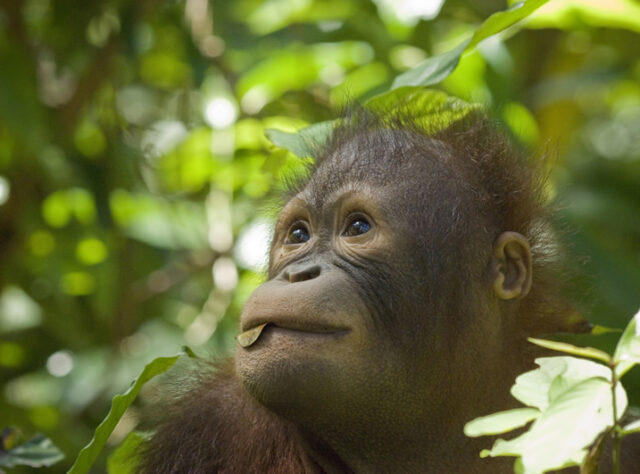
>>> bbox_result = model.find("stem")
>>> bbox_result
[610,363,621,474]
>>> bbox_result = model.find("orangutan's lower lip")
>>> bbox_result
[236,323,268,348]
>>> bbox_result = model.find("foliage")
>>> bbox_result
[0,432,64,469]
[0,0,639,473]
[464,308,640,473]
[68,352,186,474]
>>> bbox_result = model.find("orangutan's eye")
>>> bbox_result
[285,222,310,244]
[343,217,371,237]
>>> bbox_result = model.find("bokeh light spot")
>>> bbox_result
[76,238,108,265]
[213,257,238,292]
[204,97,237,129]
[46,350,74,377]
[234,220,272,271]
[0,175,9,205]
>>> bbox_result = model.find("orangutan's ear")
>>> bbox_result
[491,232,532,300]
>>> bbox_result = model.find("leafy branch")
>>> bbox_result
[464,308,640,474]
[266,0,550,158]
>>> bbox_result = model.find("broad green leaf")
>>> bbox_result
[622,418,640,436]
[68,353,182,474]
[483,376,627,474]
[511,357,611,410]
[0,435,64,468]
[528,338,611,364]
[464,408,539,437]
[106,431,149,474]
[266,120,334,158]
[613,308,640,377]
[392,0,550,89]
[266,88,479,158]
[466,0,550,50]
[391,42,467,89]
[365,87,479,133]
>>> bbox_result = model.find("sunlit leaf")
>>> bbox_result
[613,307,640,378]
[365,87,479,132]
[482,376,627,473]
[528,338,611,364]
[266,88,478,158]
[510,357,611,410]
[0,434,64,468]
[464,408,539,437]
[392,0,550,89]
[68,353,182,474]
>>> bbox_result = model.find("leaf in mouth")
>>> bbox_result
[236,323,268,348]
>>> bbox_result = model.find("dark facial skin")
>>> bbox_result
[235,129,535,472]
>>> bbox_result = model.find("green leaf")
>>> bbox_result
[613,308,640,378]
[106,431,149,474]
[68,353,182,474]
[392,0,550,89]
[528,338,612,364]
[510,357,611,410]
[266,88,479,158]
[364,87,479,133]
[0,435,64,468]
[265,120,334,158]
[464,408,539,437]
[391,42,467,89]
[621,418,640,436]
[466,0,550,50]
[484,376,627,473]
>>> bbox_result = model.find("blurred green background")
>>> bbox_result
[0,0,639,471]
